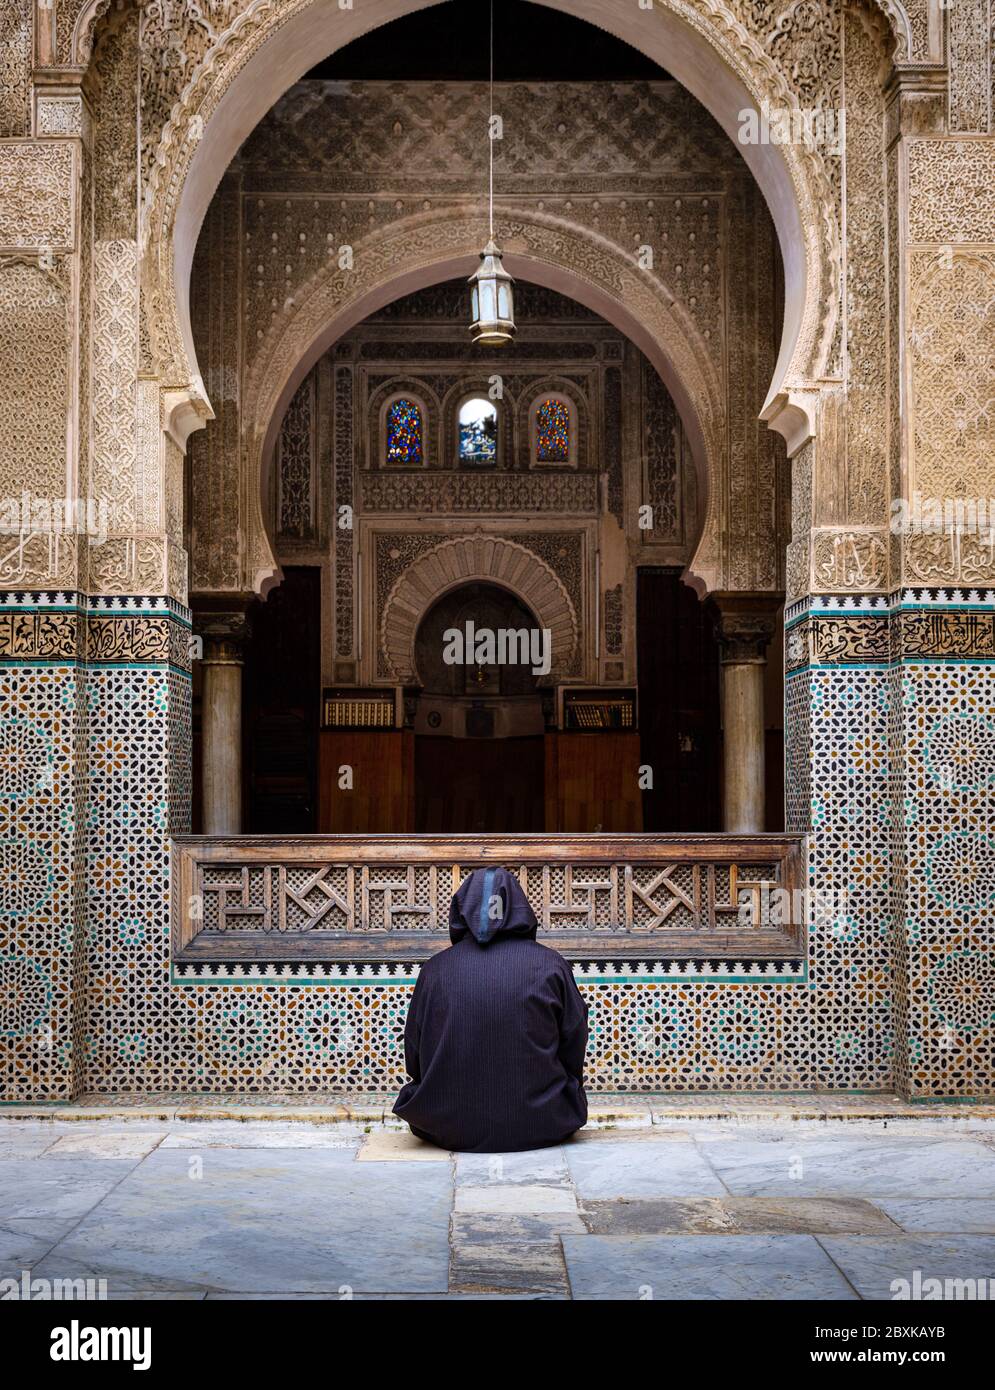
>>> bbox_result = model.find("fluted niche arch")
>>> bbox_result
[380,535,580,684]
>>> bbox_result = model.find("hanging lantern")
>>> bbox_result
[468,238,516,347]
[469,1,515,347]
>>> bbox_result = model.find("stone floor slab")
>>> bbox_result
[452,1211,588,1241]
[874,1200,995,1233]
[0,1220,67,1272]
[161,1122,365,1150]
[106,1290,208,1301]
[43,1131,167,1159]
[574,1127,692,1143]
[580,1196,899,1236]
[0,1124,70,1159]
[205,1291,565,1300]
[566,1139,727,1198]
[32,1147,452,1295]
[818,1235,995,1300]
[455,1183,579,1214]
[455,1148,570,1186]
[451,1239,568,1295]
[0,1158,139,1226]
[562,1233,858,1299]
[357,1130,450,1161]
[703,1138,995,1198]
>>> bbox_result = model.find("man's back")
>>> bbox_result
[393,867,588,1152]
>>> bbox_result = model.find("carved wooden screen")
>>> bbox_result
[173,834,805,963]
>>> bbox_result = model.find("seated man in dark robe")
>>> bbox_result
[393,866,588,1152]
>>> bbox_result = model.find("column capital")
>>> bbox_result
[192,597,252,663]
[883,63,947,138]
[709,593,782,666]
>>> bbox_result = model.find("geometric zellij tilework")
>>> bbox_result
[1,589,992,1100]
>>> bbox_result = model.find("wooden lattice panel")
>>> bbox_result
[173,834,804,961]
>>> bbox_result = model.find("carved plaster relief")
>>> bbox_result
[0,144,77,251]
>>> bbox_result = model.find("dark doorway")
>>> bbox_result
[637,567,721,831]
[243,566,321,832]
[412,581,546,831]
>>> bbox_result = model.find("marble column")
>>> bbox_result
[196,614,249,835]
[712,596,780,833]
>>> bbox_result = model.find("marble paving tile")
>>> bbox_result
[874,1200,995,1233]
[106,1291,208,1301]
[454,1183,579,1214]
[206,1291,565,1300]
[27,1258,209,1297]
[0,1218,70,1272]
[161,1122,366,1150]
[450,1214,571,1294]
[43,1131,167,1159]
[702,1139,995,1198]
[356,1131,450,1161]
[562,1234,859,1300]
[818,1235,995,1300]
[0,1124,67,1158]
[565,1139,727,1199]
[574,1127,692,1143]
[0,1158,139,1225]
[451,1239,568,1295]
[455,1148,570,1186]
[452,1211,588,1240]
[31,1147,452,1296]
[580,1196,899,1236]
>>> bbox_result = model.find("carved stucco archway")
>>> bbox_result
[381,535,579,683]
[121,0,916,452]
[243,206,722,595]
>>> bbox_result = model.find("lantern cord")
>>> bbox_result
[489,0,494,240]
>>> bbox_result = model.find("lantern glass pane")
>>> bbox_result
[478,278,497,321]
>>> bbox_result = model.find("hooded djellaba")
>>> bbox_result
[393,866,589,1152]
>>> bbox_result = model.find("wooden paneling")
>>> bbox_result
[544,731,643,832]
[415,734,545,832]
[318,730,414,832]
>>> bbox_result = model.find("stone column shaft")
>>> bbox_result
[712,596,780,834]
[195,612,250,835]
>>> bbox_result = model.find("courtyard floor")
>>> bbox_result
[3,1095,995,1300]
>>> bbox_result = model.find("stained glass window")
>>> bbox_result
[458,396,498,465]
[535,397,571,463]
[385,397,423,466]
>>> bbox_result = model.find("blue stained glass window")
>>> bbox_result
[459,396,498,465]
[385,397,423,465]
[535,398,570,463]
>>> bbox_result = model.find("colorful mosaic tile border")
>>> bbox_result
[0,589,991,1098]
[171,958,808,985]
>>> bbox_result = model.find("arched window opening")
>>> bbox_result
[458,395,498,466]
[533,396,572,464]
[384,396,424,466]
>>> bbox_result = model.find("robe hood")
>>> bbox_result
[449,866,538,946]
